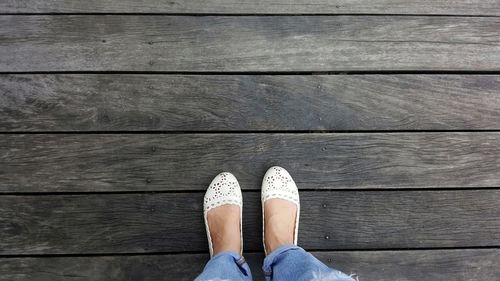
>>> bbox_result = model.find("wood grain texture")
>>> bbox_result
[1,16,499,72]
[1,190,499,254]
[2,0,500,15]
[1,133,499,192]
[2,74,500,131]
[1,249,498,281]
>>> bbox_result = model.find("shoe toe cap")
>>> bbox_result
[262,166,299,204]
[204,172,242,211]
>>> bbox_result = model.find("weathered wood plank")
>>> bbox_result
[2,0,500,15]
[1,249,498,281]
[1,16,499,72]
[1,133,499,192]
[0,191,498,254]
[2,74,500,131]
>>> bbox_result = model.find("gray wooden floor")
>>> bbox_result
[1,1,500,280]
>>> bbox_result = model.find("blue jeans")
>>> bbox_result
[195,245,356,281]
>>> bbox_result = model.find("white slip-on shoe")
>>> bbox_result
[261,166,300,255]
[203,172,243,258]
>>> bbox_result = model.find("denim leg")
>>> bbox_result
[195,251,253,281]
[262,245,356,281]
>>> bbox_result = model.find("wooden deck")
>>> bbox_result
[1,1,499,280]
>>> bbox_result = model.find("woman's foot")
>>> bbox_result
[264,198,297,253]
[207,204,241,255]
[204,172,243,257]
[262,166,300,255]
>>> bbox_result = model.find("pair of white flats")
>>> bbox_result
[204,166,300,257]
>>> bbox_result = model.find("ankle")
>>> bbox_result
[265,234,294,253]
[212,226,240,255]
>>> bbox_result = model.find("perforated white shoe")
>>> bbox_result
[261,166,300,255]
[203,172,243,257]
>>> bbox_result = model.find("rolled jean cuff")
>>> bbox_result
[212,251,244,263]
[212,251,250,275]
[262,244,302,276]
